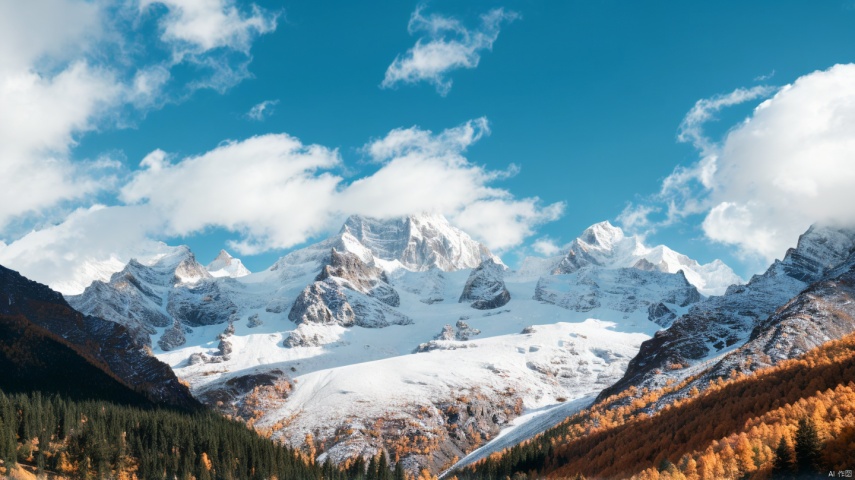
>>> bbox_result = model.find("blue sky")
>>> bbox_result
[3,0,855,290]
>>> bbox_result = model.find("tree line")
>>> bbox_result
[0,388,417,480]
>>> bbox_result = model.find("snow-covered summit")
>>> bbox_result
[534,221,742,296]
[340,214,498,272]
[577,221,625,252]
[269,214,499,278]
[206,250,251,278]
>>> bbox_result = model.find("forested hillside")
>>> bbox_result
[0,390,336,479]
[452,332,855,479]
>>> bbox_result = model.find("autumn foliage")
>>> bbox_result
[455,332,855,479]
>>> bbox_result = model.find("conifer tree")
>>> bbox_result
[378,451,390,480]
[394,460,406,480]
[773,436,794,478]
[794,417,822,475]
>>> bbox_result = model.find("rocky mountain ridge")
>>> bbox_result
[601,224,855,401]
[59,214,742,474]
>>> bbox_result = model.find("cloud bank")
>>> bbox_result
[621,64,855,262]
[1,118,564,290]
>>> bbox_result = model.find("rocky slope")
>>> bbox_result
[459,258,511,310]
[0,264,198,409]
[602,224,855,400]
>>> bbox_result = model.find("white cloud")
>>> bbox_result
[141,0,277,55]
[121,134,343,254]
[700,64,855,259]
[0,0,277,230]
[0,62,124,227]
[347,118,564,251]
[532,238,561,257]
[627,64,855,262]
[616,204,658,232]
[0,0,102,72]
[0,205,166,294]
[754,70,775,82]
[381,6,518,96]
[2,118,564,289]
[117,118,563,255]
[139,0,278,93]
[677,85,775,160]
[246,99,279,120]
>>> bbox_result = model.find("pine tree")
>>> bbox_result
[394,460,406,480]
[794,417,822,476]
[367,454,379,480]
[378,451,390,480]
[773,436,794,477]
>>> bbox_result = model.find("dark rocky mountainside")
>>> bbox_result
[0,264,199,409]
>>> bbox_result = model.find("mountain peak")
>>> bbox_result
[206,249,251,279]
[578,221,625,250]
[547,220,742,296]
[339,213,498,272]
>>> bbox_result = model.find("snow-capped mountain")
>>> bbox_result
[520,221,742,296]
[340,214,499,271]
[206,249,251,278]
[63,214,738,475]
[602,224,855,401]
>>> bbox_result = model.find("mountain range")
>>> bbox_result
[4,212,854,477]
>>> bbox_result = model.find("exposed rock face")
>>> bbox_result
[289,281,356,327]
[649,249,855,409]
[158,320,187,351]
[286,249,411,340]
[340,214,498,271]
[455,320,481,340]
[316,249,400,307]
[313,390,520,477]
[0,264,198,410]
[247,313,263,328]
[68,247,236,348]
[459,259,511,310]
[647,302,677,327]
[414,321,482,352]
[602,224,855,400]
[535,267,700,321]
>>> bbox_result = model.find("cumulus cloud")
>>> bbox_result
[347,118,564,250]
[0,1,119,227]
[624,64,855,262]
[118,118,563,254]
[246,99,279,120]
[532,238,562,257]
[141,0,277,54]
[381,6,518,95]
[0,205,167,294]
[3,117,564,289]
[0,0,276,230]
[122,134,343,254]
